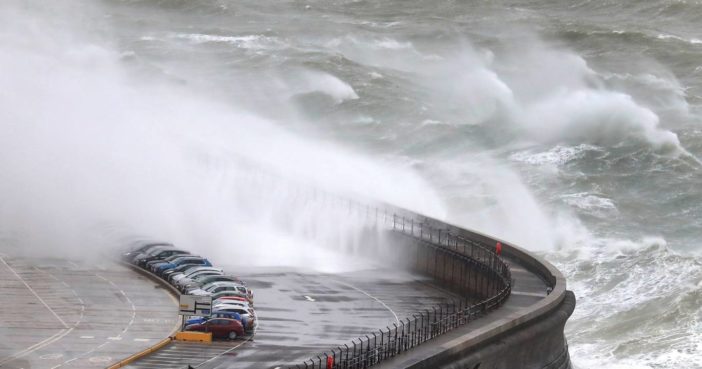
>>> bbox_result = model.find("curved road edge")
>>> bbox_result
[105,262,180,369]
[374,206,574,369]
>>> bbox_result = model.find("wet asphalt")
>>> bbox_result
[0,255,177,369]
[0,256,462,369]
[125,266,460,369]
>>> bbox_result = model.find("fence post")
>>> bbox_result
[431,306,437,337]
[352,340,357,364]
[344,344,349,367]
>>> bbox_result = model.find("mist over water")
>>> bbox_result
[2,0,702,368]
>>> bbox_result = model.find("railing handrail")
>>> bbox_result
[289,199,512,369]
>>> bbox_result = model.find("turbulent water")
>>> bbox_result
[2,0,702,368]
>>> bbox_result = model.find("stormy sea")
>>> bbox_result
[1,1,701,368]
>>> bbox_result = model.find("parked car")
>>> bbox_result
[184,318,244,340]
[160,258,212,279]
[170,267,223,285]
[145,253,191,271]
[183,275,245,293]
[188,281,248,297]
[213,296,250,306]
[136,249,190,268]
[153,256,211,276]
[212,304,257,331]
[204,285,254,304]
[122,241,173,262]
[210,290,253,305]
[185,311,242,326]
[176,270,225,291]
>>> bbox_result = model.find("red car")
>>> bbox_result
[184,318,245,340]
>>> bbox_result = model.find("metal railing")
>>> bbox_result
[289,202,512,369]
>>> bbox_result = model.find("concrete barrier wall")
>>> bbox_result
[374,204,574,369]
[403,292,575,369]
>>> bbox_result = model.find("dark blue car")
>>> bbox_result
[186,312,242,326]
[155,256,211,276]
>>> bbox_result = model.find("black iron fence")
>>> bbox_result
[289,205,512,369]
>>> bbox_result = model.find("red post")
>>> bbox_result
[327,355,334,369]
[496,242,502,256]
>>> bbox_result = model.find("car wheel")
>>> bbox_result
[228,331,237,340]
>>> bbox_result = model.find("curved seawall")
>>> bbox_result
[286,191,575,369]
[373,205,575,369]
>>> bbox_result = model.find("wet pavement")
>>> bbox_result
[0,255,483,369]
[0,255,178,369]
[125,266,460,369]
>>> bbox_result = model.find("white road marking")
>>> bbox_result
[134,338,152,342]
[107,336,122,341]
[334,279,401,325]
[0,257,82,366]
[193,336,252,368]
[304,295,315,302]
[0,327,74,366]
[0,256,69,328]
[39,353,63,360]
[80,336,95,339]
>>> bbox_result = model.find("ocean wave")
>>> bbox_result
[288,69,359,103]
[656,33,702,46]
[522,89,683,150]
[325,35,415,51]
[174,33,284,50]
[510,144,600,166]
[559,192,618,216]
[552,238,702,369]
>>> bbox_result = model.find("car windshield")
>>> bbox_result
[182,266,203,274]
[189,271,220,278]
[201,275,236,283]
[145,246,171,256]
[155,249,183,257]
[164,254,186,262]
[217,308,246,315]
[141,243,173,253]
[178,258,203,264]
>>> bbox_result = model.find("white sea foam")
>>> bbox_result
[288,70,360,103]
[0,1,441,264]
[552,237,702,369]
[374,38,413,50]
[559,192,617,216]
[510,144,599,166]
[657,33,702,45]
[421,119,445,126]
[175,33,283,50]
[352,115,377,125]
[522,89,681,149]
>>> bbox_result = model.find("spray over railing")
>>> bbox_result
[289,200,512,369]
